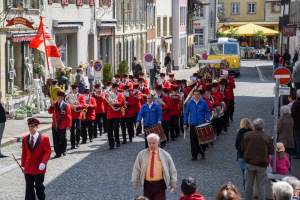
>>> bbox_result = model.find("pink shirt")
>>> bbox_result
[270,154,290,175]
[203,53,208,60]
[287,101,295,110]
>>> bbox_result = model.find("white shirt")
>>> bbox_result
[147,102,153,109]
[29,132,39,146]
[193,98,200,105]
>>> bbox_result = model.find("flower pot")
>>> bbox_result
[27,114,33,117]
[15,116,25,120]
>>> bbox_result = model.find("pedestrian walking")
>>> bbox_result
[293,51,298,64]
[164,52,172,75]
[274,51,281,71]
[87,61,94,91]
[132,57,137,73]
[131,133,177,200]
[179,178,205,200]
[150,58,159,90]
[283,49,291,65]
[265,44,271,60]
[282,177,300,200]
[235,118,254,190]
[135,60,143,79]
[0,90,10,157]
[57,69,69,91]
[272,181,294,200]
[75,68,85,94]
[21,118,51,200]
[291,89,300,159]
[270,142,291,175]
[293,61,300,90]
[244,45,249,59]
[215,182,242,200]
[241,118,274,200]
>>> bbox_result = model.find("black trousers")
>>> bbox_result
[81,120,94,142]
[170,115,180,139]
[229,99,235,118]
[162,120,170,141]
[190,125,206,157]
[103,110,108,133]
[120,117,134,142]
[25,173,45,200]
[144,126,149,148]
[94,113,105,137]
[134,113,142,135]
[52,128,67,156]
[107,118,120,148]
[70,119,81,147]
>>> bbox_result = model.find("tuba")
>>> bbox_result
[65,93,81,112]
[104,90,121,111]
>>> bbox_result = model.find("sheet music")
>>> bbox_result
[158,78,164,85]
[190,76,197,81]
[155,98,163,104]
[111,94,118,100]
[122,92,129,97]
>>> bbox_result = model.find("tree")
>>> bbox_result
[102,63,113,83]
[117,59,129,80]
[216,31,227,38]
[226,27,241,39]
[252,30,267,47]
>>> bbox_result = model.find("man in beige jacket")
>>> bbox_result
[131,133,177,200]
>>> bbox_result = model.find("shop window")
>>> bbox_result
[231,3,239,14]
[272,2,280,12]
[30,0,39,8]
[247,2,256,14]
[194,29,204,46]
[56,35,67,66]
[194,4,204,18]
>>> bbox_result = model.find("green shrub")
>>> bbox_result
[33,63,43,74]
[102,63,113,84]
[117,60,129,80]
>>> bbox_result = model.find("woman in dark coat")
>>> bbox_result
[235,118,254,190]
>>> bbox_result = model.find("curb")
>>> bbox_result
[1,124,52,147]
[256,64,267,82]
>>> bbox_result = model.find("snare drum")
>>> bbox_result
[145,123,167,143]
[195,123,216,144]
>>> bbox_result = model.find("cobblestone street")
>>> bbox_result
[1,61,299,200]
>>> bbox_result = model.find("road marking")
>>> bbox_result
[256,65,267,82]
[274,75,290,78]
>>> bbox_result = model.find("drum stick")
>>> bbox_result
[184,129,186,140]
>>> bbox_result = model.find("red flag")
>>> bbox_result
[29,17,64,70]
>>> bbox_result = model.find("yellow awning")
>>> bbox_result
[223,23,278,36]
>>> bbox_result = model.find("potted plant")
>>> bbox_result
[12,86,22,99]
[24,106,33,117]
[32,107,38,114]
[33,63,43,79]
[102,63,113,84]
[117,60,129,81]
[15,109,26,120]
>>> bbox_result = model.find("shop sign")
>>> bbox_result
[282,25,297,37]
[6,17,34,29]
[194,19,200,27]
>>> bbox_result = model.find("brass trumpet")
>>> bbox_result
[82,107,88,120]
[121,98,127,117]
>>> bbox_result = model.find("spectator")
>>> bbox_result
[67,67,74,86]
[203,49,208,60]
[272,181,293,200]
[251,49,255,59]
[132,196,149,200]
[150,59,159,90]
[274,51,281,71]
[0,90,10,158]
[215,182,242,200]
[293,61,300,90]
[87,61,94,91]
[277,105,295,160]
[255,48,260,59]
[235,118,254,190]
[282,177,300,200]
[75,68,85,94]
[244,45,248,59]
[164,52,172,75]
[284,62,293,74]
[132,57,137,73]
[270,142,291,175]
[57,69,69,91]
[288,91,297,110]
[179,178,205,200]
[49,79,65,101]
[131,133,177,200]
[291,89,300,159]
[293,50,299,64]
[241,118,274,200]
[283,49,291,65]
[265,45,271,60]
[134,60,143,79]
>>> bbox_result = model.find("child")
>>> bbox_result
[270,142,291,175]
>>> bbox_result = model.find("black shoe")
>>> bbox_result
[129,138,132,142]
[136,133,140,136]
[122,141,126,144]
[171,138,175,141]
[100,133,102,136]
[230,117,233,121]
[192,156,197,161]
[224,127,227,132]
[217,131,221,136]
[201,154,206,159]
[117,143,120,147]
[81,141,86,144]
[109,147,114,150]
[94,136,97,138]
[53,155,61,159]
[90,139,93,143]
[63,152,67,156]
[0,154,8,158]
[71,146,75,149]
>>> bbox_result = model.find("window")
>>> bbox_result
[157,18,161,37]
[224,44,238,55]
[231,3,239,14]
[194,4,204,17]
[163,17,167,36]
[218,3,224,15]
[272,2,280,12]
[248,3,256,14]
[194,29,204,46]
[210,44,223,55]
[169,17,172,35]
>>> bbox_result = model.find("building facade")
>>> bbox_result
[146,0,156,59]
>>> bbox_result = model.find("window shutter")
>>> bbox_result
[23,0,29,9]
[6,40,13,94]
[48,0,54,4]
[90,0,94,6]
[23,42,31,91]
[39,0,44,9]
[108,0,111,6]
[99,0,103,6]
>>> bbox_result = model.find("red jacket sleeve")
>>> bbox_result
[127,93,135,107]
[66,104,72,127]
[48,104,54,114]
[162,95,172,111]
[204,97,213,111]
[76,94,86,110]
[211,94,220,106]
[224,88,231,100]
[88,97,97,109]
[114,93,125,107]
[21,137,27,167]
[228,77,236,89]
[41,136,52,164]
[145,88,150,95]
[183,88,188,96]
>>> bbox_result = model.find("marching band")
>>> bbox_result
[48,70,235,157]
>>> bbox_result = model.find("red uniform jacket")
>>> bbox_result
[158,94,172,121]
[71,93,86,119]
[48,102,72,129]
[116,82,125,92]
[21,133,51,175]
[93,92,105,114]
[155,79,171,89]
[179,87,189,97]
[140,87,150,106]
[217,87,231,108]
[212,91,223,103]
[197,81,206,90]
[120,81,133,91]
[82,97,96,121]
[121,93,135,118]
[227,76,236,100]
[133,91,142,113]
[203,97,213,111]
[168,78,177,87]
[144,79,148,88]
[170,94,181,116]
[107,92,125,119]
[210,93,221,107]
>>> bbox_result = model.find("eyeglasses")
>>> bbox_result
[146,98,152,100]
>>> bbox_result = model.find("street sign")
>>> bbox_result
[93,60,103,79]
[273,86,290,95]
[144,53,154,69]
[94,61,102,72]
[273,68,291,85]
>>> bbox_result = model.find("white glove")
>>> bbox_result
[39,163,46,171]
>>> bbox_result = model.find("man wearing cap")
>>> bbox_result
[114,74,125,91]
[155,73,171,89]
[103,81,112,134]
[68,84,86,149]
[21,118,51,200]
[92,84,105,138]
[179,178,205,200]
[218,78,231,132]
[170,87,181,140]
[106,83,125,149]
[48,91,72,158]
[129,75,135,84]
[133,84,143,136]
[183,89,210,160]
[121,86,135,143]
[164,52,172,75]
[139,72,148,88]
[120,74,133,91]
[138,78,150,106]
[81,89,96,143]
[168,73,176,87]
[223,71,236,121]
[87,61,95,91]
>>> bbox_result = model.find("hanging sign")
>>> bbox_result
[144,54,154,69]
[94,61,103,72]
[6,17,34,29]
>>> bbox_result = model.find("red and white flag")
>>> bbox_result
[29,17,64,70]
